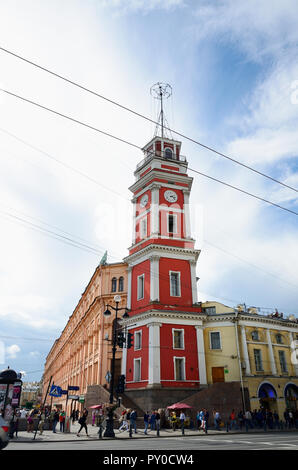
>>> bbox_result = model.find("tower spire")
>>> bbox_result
[150,82,172,140]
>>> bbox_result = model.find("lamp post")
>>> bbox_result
[103,295,129,438]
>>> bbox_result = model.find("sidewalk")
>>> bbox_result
[9,421,298,443]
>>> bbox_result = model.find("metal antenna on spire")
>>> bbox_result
[150,82,172,140]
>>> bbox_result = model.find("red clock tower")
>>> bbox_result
[122,84,207,410]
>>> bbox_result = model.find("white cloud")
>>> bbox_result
[29,351,41,357]
[98,0,185,15]
[6,344,21,359]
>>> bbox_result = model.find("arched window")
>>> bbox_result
[251,330,259,341]
[119,276,124,292]
[164,147,173,159]
[111,277,117,293]
[276,333,283,344]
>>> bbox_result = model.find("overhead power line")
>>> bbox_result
[1,87,297,217]
[0,45,297,193]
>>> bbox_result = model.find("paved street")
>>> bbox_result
[5,430,298,451]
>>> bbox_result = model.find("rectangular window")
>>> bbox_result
[210,332,221,350]
[134,358,141,382]
[140,217,147,239]
[279,350,288,373]
[137,274,144,300]
[168,213,177,234]
[134,331,142,350]
[173,329,184,349]
[170,271,181,297]
[254,349,263,371]
[174,357,185,381]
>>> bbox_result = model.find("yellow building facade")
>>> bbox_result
[201,302,298,418]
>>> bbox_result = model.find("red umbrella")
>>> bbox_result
[89,404,102,409]
[167,402,192,410]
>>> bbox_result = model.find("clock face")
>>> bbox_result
[164,190,178,203]
[140,194,149,207]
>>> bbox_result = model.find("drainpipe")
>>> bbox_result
[234,311,246,413]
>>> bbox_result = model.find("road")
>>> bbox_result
[5,432,298,451]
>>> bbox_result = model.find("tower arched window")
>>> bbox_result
[112,277,117,293]
[164,147,173,159]
[119,276,124,292]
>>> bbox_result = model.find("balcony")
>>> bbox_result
[136,150,187,171]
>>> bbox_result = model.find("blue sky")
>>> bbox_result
[0,0,297,382]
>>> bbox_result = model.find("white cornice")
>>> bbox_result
[124,244,201,266]
[130,169,193,194]
[121,309,206,328]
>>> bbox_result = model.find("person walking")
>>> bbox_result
[229,409,236,431]
[9,410,20,438]
[38,410,45,435]
[196,410,201,430]
[214,410,221,431]
[237,410,244,430]
[144,411,150,435]
[75,409,79,422]
[273,411,280,430]
[52,409,59,433]
[130,409,137,434]
[244,409,253,432]
[150,410,156,431]
[119,410,129,432]
[27,411,34,433]
[71,409,76,424]
[155,410,161,436]
[77,408,89,437]
[59,410,66,432]
[179,411,186,435]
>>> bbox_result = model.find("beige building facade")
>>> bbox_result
[42,261,127,413]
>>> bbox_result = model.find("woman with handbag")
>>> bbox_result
[77,408,89,437]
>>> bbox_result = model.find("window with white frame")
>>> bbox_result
[170,271,181,297]
[167,213,177,234]
[137,274,144,300]
[173,329,184,349]
[134,330,142,350]
[140,217,147,239]
[278,350,288,373]
[210,331,221,350]
[134,358,141,382]
[174,357,185,381]
[254,349,263,371]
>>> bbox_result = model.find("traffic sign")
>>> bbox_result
[68,386,80,391]
[49,385,62,397]
[68,395,79,400]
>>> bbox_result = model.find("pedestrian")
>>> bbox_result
[119,410,129,432]
[38,410,45,435]
[52,409,59,433]
[273,411,280,430]
[144,411,150,435]
[27,412,34,433]
[289,410,294,429]
[237,410,244,430]
[199,409,207,434]
[155,410,161,436]
[229,409,236,431]
[75,409,79,422]
[92,410,96,426]
[244,410,253,432]
[59,410,66,432]
[77,408,89,437]
[179,411,185,435]
[214,410,221,431]
[150,410,156,431]
[196,410,201,430]
[9,410,20,438]
[71,409,76,424]
[130,409,137,434]
[284,409,290,429]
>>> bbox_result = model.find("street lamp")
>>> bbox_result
[103,295,129,438]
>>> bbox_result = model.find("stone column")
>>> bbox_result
[132,197,137,244]
[147,322,161,386]
[121,335,128,376]
[241,326,252,375]
[195,327,207,385]
[150,256,160,302]
[266,329,277,375]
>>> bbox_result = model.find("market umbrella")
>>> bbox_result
[167,402,192,410]
[89,404,102,409]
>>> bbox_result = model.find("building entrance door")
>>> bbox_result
[212,367,225,383]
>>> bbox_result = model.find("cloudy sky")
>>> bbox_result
[0,0,297,382]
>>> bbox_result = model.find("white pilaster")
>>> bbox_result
[241,326,252,375]
[195,327,207,385]
[132,197,137,244]
[151,185,160,236]
[150,256,160,302]
[147,322,161,385]
[121,336,128,376]
[190,260,198,304]
[127,266,132,310]
[267,329,277,375]
[289,332,298,376]
[183,190,191,238]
